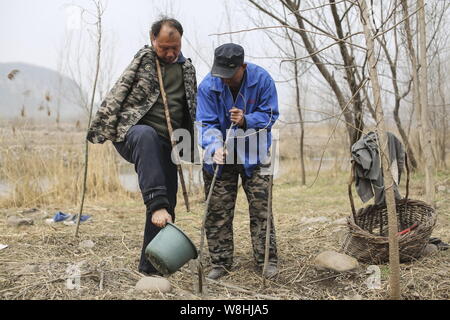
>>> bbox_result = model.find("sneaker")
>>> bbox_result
[207,267,229,280]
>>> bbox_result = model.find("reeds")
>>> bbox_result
[0,120,355,208]
[0,121,137,208]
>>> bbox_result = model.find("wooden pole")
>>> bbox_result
[75,1,103,237]
[197,123,235,294]
[360,0,401,300]
[155,58,190,212]
[262,147,276,287]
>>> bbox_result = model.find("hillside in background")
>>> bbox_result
[0,62,86,121]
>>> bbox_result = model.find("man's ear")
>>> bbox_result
[150,33,156,47]
[242,64,247,70]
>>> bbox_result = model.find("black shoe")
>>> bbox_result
[207,267,229,280]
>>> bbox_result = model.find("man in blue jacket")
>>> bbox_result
[196,43,279,280]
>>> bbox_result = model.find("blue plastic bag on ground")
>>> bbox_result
[52,211,91,223]
[53,212,71,222]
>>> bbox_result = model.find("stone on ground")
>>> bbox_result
[20,208,48,220]
[79,240,95,249]
[6,216,33,227]
[422,244,438,256]
[314,250,359,272]
[135,276,172,293]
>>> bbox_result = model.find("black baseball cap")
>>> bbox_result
[211,43,244,78]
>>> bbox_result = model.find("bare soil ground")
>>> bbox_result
[1,170,448,300]
[0,121,448,300]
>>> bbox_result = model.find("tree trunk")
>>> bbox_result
[393,101,418,170]
[247,0,357,145]
[289,6,355,144]
[330,0,364,142]
[436,55,447,169]
[401,1,424,167]
[294,63,306,185]
[360,0,401,300]
[287,28,306,185]
[378,38,418,171]
[417,0,436,206]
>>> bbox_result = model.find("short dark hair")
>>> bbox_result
[150,17,183,38]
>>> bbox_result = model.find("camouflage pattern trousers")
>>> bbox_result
[203,164,278,269]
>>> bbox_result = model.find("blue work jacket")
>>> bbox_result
[196,63,279,177]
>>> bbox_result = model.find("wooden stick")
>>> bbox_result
[75,1,103,237]
[155,58,190,212]
[197,123,236,294]
[262,147,276,287]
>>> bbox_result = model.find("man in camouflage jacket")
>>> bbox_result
[87,18,197,276]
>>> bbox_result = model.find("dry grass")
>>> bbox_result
[0,120,138,208]
[0,121,449,300]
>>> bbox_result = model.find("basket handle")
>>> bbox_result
[348,161,357,222]
[404,152,410,201]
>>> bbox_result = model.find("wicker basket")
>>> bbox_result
[342,156,437,264]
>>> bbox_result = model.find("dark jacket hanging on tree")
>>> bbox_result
[351,131,405,205]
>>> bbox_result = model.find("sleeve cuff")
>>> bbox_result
[241,117,247,130]
[147,196,170,213]
[243,114,253,129]
[86,131,106,144]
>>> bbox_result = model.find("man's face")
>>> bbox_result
[151,25,182,64]
[221,65,246,90]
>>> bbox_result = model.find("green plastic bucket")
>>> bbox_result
[145,222,198,275]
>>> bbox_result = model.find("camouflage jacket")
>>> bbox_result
[87,45,197,144]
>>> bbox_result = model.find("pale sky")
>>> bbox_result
[1,0,448,128]
[0,0,276,82]
[0,0,340,123]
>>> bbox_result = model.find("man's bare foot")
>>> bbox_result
[151,208,172,228]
